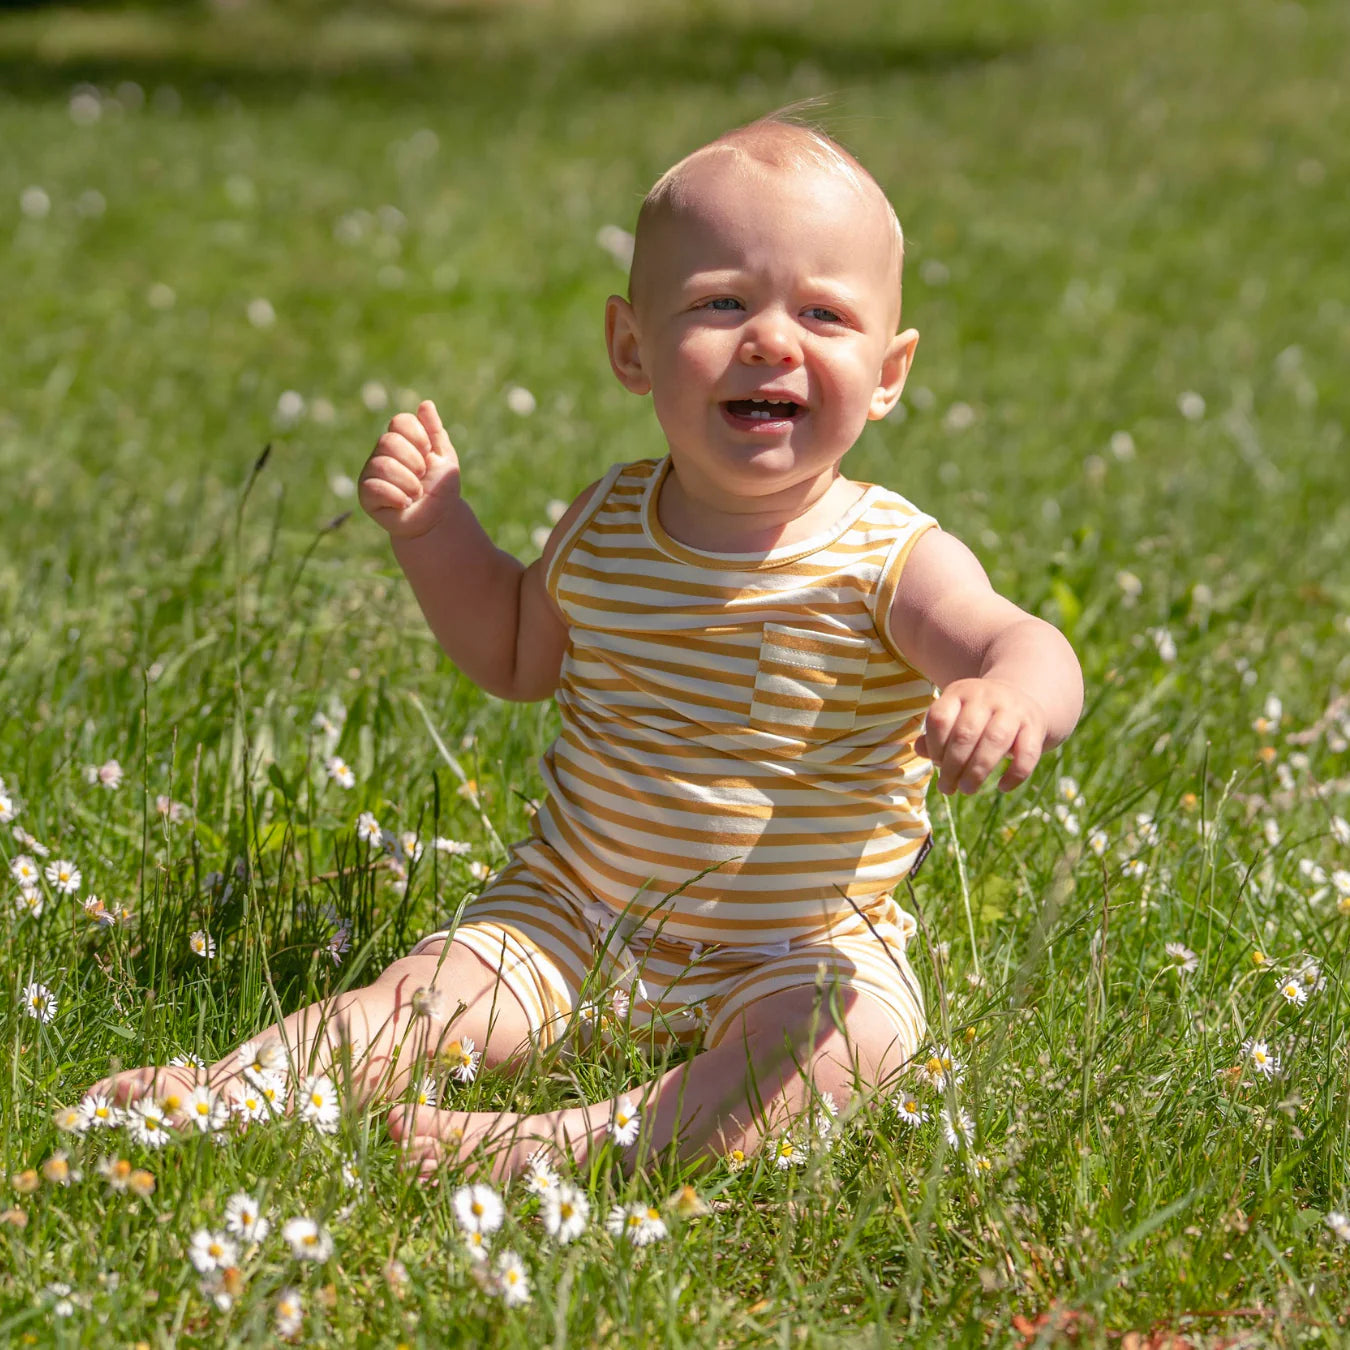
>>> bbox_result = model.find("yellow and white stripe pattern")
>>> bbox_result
[415,456,940,1057]
[535,455,938,947]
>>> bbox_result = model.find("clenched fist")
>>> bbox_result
[358,400,462,539]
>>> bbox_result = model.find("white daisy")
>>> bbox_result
[1134,813,1160,847]
[45,859,82,894]
[608,1095,641,1148]
[916,1045,963,1091]
[1087,828,1109,857]
[325,757,355,789]
[52,1104,87,1134]
[494,1250,531,1306]
[183,1085,229,1133]
[893,1094,928,1127]
[225,1084,264,1125]
[21,981,56,1023]
[941,1106,976,1149]
[95,759,124,790]
[126,1097,171,1147]
[522,1150,558,1196]
[462,1229,490,1263]
[274,1286,303,1336]
[773,1135,807,1169]
[299,1074,340,1134]
[189,1229,239,1274]
[468,860,491,882]
[238,1038,287,1080]
[355,812,381,847]
[1165,942,1199,973]
[1241,1038,1281,1078]
[78,1093,122,1130]
[281,1216,333,1262]
[1331,816,1350,847]
[1325,1211,1350,1243]
[15,885,43,918]
[443,1037,480,1083]
[189,930,216,959]
[224,1191,271,1242]
[433,836,472,855]
[606,1201,667,1246]
[251,1070,287,1116]
[541,1182,589,1244]
[15,827,49,858]
[453,1183,504,1235]
[9,854,39,887]
[0,790,14,823]
[1278,978,1308,1006]
[410,1075,439,1109]
[1295,959,1325,994]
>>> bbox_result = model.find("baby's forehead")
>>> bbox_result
[633,154,901,297]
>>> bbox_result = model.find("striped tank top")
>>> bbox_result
[529,456,938,948]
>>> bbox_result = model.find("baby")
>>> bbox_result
[98,115,1082,1175]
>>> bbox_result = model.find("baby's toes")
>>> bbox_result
[94,1066,161,1106]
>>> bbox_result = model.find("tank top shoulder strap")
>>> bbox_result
[544,459,658,604]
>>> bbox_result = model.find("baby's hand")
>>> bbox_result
[915,677,1049,795]
[358,400,462,539]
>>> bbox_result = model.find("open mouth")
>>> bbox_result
[723,398,804,422]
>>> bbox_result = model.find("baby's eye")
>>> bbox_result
[704,297,743,312]
[804,305,844,323]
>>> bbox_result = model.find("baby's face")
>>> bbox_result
[609,158,914,506]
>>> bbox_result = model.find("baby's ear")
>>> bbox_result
[869,328,919,420]
[605,296,651,395]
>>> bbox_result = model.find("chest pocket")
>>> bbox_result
[748,623,870,748]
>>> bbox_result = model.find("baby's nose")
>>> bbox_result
[739,314,801,366]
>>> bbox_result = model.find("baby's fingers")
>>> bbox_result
[359,455,423,505]
[416,400,456,460]
[952,713,1022,795]
[997,725,1046,792]
[374,427,429,477]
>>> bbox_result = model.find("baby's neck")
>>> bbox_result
[656,462,867,554]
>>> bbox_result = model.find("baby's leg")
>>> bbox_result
[390,983,911,1179]
[90,940,532,1111]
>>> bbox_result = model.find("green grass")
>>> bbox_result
[2,0,1349,1343]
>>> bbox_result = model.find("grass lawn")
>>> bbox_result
[1,0,1349,1343]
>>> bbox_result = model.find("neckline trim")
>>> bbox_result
[639,458,880,571]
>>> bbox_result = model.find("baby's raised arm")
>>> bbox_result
[888,529,1084,796]
[358,401,594,701]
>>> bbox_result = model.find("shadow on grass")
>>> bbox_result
[0,7,1018,111]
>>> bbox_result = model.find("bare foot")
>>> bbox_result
[386,1102,591,1182]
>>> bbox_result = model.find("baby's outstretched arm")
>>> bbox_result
[358,400,593,701]
[890,529,1084,795]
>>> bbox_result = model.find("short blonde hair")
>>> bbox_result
[629,113,905,313]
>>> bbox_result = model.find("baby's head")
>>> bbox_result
[606,116,918,501]
[628,117,906,328]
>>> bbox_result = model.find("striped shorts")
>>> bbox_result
[411,842,927,1060]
